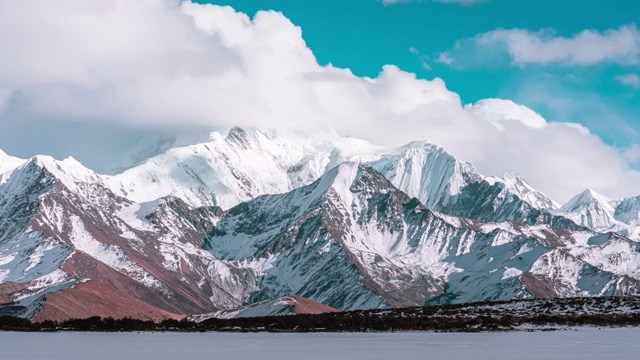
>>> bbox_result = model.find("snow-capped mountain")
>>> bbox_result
[557,189,618,229]
[496,171,559,210]
[205,163,640,310]
[1,127,640,321]
[99,128,561,218]
[554,189,640,241]
[0,156,262,321]
[105,127,383,209]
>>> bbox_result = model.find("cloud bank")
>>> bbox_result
[0,0,638,203]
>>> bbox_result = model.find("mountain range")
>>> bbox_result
[1,127,640,322]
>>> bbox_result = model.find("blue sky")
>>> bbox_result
[201,0,640,149]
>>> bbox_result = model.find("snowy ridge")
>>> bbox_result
[498,171,559,210]
[369,142,481,209]
[206,163,640,310]
[557,189,617,228]
[554,189,640,241]
[0,157,264,320]
[2,127,640,320]
[104,127,384,209]
[0,149,24,177]
[1,127,565,219]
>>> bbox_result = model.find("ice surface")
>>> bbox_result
[0,328,639,360]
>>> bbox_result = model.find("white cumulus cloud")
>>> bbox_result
[0,0,638,203]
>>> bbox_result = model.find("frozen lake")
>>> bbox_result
[1,328,639,359]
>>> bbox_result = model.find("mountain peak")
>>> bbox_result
[502,170,524,183]
[499,171,559,210]
[556,188,618,230]
[0,148,25,175]
[369,141,481,209]
[21,155,102,192]
[563,188,613,210]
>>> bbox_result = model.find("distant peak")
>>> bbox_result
[502,171,524,183]
[496,170,559,210]
[501,171,533,190]
[30,154,87,171]
[578,188,609,201]
[30,154,57,168]
[397,141,447,156]
[20,154,100,192]
[560,188,614,213]
[0,148,23,161]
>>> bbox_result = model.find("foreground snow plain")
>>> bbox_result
[1,328,639,360]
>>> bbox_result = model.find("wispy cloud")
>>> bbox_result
[439,25,640,67]
[408,47,432,70]
[616,73,640,88]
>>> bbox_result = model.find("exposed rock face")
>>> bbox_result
[189,296,340,321]
[205,163,640,310]
[2,128,640,321]
[0,157,259,320]
[31,281,182,323]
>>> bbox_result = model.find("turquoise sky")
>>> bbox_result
[198,0,640,149]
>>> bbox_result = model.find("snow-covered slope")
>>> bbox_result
[368,142,481,209]
[615,196,640,226]
[105,127,383,209]
[496,172,559,210]
[554,189,640,241]
[367,143,563,226]
[0,149,25,176]
[557,189,618,229]
[103,128,564,227]
[0,156,262,320]
[2,127,640,320]
[205,163,640,310]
